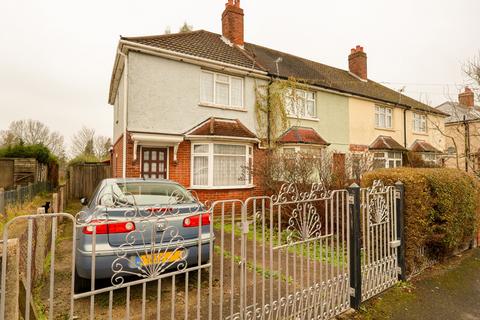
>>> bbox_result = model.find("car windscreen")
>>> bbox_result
[98,182,197,206]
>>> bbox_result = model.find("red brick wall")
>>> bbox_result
[111,133,266,202]
[111,133,141,178]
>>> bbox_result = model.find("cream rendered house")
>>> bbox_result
[436,87,480,172]
[108,0,447,201]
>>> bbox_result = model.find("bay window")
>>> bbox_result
[413,113,427,133]
[192,143,253,188]
[373,151,402,169]
[200,71,244,108]
[375,106,393,129]
[286,89,316,118]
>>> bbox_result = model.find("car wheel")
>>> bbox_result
[74,269,91,294]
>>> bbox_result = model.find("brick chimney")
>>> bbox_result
[458,87,474,108]
[348,45,367,80]
[222,0,244,46]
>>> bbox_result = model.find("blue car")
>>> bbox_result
[75,178,212,293]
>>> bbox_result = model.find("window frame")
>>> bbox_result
[413,113,427,133]
[375,106,393,129]
[200,71,244,109]
[190,142,254,189]
[285,88,317,119]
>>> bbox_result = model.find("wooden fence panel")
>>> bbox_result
[68,163,111,199]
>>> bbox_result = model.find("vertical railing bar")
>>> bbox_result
[89,225,97,320]
[126,285,130,320]
[0,225,9,320]
[229,204,235,319]
[156,279,162,320]
[185,271,189,320]
[48,216,58,320]
[253,199,258,314]
[208,208,213,320]
[70,222,77,320]
[219,203,225,320]
[108,291,113,320]
[196,207,202,320]
[25,218,34,320]
[171,275,176,320]
[141,282,146,320]
[240,202,245,320]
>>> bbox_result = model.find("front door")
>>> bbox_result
[141,147,168,179]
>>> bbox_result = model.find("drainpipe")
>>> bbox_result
[118,49,128,178]
[403,109,407,148]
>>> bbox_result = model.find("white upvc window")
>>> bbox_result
[286,89,316,118]
[282,146,322,157]
[200,71,244,108]
[192,143,253,188]
[373,151,402,169]
[413,113,427,133]
[375,106,393,129]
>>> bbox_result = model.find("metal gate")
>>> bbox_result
[359,181,401,301]
[0,180,404,320]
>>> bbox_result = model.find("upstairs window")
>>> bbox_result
[286,89,316,118]
[413,113,427,133]
[200,71,244,108]
[375,106,393,129]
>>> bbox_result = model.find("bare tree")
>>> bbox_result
[0,119,65,158]
[71,127,111,160]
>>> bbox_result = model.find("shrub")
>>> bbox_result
[0,144,57,165]
[362,167,480,274]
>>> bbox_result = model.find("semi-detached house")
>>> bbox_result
[108,0,447,202]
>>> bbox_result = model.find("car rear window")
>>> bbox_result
[98,182,197,206]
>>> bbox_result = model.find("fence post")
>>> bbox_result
[348,183,362,309]
[0,188,5,219]
[16,185,21,204]
[28,182,33,202]
[395,181,406,281]
[52,193,59,213]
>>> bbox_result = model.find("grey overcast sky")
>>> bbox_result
[1,0,479,148]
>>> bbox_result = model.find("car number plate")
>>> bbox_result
[135,251,184,266]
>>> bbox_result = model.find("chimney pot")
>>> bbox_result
[222,0,244,46]
[349,45,367,80]
[459,87,475,108]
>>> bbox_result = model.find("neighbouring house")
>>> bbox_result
[436,87,480,172]
[107,0,447,201]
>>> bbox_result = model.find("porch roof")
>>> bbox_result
[369,135,407,151]
[410,140,442,153]
[277,126,329,146]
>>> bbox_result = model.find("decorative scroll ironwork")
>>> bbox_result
[366,180,390,225]
[271,182,332,205]
[286,202,322,244]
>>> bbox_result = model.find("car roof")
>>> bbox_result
[103,178,181,186]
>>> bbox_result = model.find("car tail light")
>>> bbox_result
[82,220,136,235]
[183,213,210,227]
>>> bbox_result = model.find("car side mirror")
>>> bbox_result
[80,197,88,206]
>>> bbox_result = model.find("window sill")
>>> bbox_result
[287,116,319,122]
[374,127,396,132]
[189,185,255,190]
[412,131,429,136]
[198,103,247,112]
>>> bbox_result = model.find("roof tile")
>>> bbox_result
[277,127,329,145]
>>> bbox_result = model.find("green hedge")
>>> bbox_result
[0,144,57,165]
[362,168,480,274]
